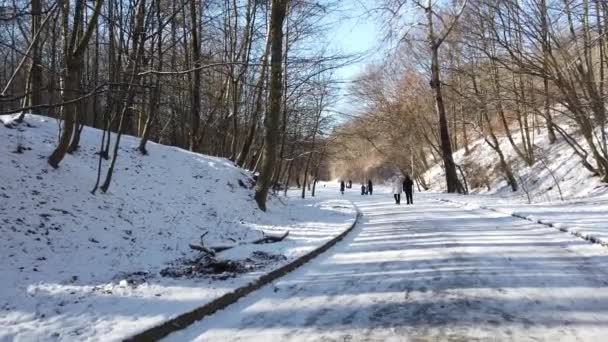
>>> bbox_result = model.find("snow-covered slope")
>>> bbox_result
[424,115,608,246]
[424,117,608,202]
[0,114,356,341]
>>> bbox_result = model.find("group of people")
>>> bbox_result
[340,176,414,205]
[392,175,414,205]
[361,180,373,195]
[340,179,373,195]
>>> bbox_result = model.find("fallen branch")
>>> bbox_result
[188,243,216,257]
[205,231,290,253]
[209,245,236,253]
[253,230,289,244]
[188,232,216,256]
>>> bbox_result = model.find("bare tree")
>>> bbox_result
[48,0,103,168]
[255,0,288,211]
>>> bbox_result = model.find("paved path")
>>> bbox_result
[165,191,608,341]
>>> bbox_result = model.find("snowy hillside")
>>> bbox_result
[424,117,608,202]
[0,114,356,341]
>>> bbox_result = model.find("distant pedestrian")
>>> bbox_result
[348,180,353,189]
[392,177,403,204]
[368,179,373,195]
[340,180,345,195]
[361,184,366,195]
[403,175,414,205]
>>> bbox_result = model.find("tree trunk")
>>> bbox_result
[254,0,288,211]
[48,62,80,167]
[301,154,311,199]
[540,0,557,143]
[428,14,460,193]
[236,11,272,167]
[311,144,327,197]
[139,0,163,155]
[283,158,294,196]
[189,0,201,152]
[22,0,43,112]
[48,0,103,168]
[273,19,291,191]
[100,0,146,192]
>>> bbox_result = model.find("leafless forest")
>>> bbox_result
[2,0,608,209]
[334,0,608,194]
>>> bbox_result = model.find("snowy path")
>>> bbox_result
[439,193,608,247]
[165,190,608,341]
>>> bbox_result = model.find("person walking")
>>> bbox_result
[361,183,366,195]
[392,177,403,204]
[340,180,345,195]
[403,175,414,205]
[368,179,373,195]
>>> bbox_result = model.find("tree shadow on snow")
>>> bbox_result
[170,198,608,339]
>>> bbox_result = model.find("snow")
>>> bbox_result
[424,114,608,202]
[0,114,356,341]
[4,112,608,341]
[422,111,608,249]
[437,193,608,247]
[165,191,608,341]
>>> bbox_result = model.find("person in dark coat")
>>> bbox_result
[403,175,414,204]
[361,183,366,195]
[368,179,373,195]
[348,180,352,189]
[340,180,345,195]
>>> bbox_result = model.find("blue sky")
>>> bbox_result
[327,0,383,82]
[321,0,385,120]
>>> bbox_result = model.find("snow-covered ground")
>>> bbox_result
[5,113,608,341]
[423,113,608,249]
[424,116,608,201]
[437,193,608,247]
[0,114,356,341]
[165,191,608,341]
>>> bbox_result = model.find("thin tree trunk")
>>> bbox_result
[189,0,201,152]
[236,9,272,167]
[540,0,557,143]
[21,0,43,113]
[311,144,328,197]
[283,158,294,196]
[100,0,146,192]
[301,91,324,199]
[139,0,162,155]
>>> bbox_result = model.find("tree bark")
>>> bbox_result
[139,0,163,155]
[540,0,557,144]
[48,0,103,168]
[188,0,201,152]
[22,0,43,113]
[100,0,146,192]
[254,0,287,211]
[236,9,272,167]
[426,3,461,193]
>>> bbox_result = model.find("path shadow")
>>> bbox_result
[167,197,608,340]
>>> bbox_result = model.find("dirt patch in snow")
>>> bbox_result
[160,251,287,280]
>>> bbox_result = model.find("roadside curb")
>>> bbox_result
[438,198,608,248]
[124,203,362,341]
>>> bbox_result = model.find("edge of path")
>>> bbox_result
[123,202,362,342]
[438,197,608,248]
